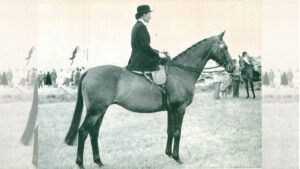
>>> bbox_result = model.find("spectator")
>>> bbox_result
[231,59,241,98]
[45,72,52,86]
[274,69,281,88]
[2,71,8,86]
[220,72,231,98]
[38,71,44,88]
[281,71,288,86]
[263,71,270,85]
[30,69,37,87]
[269,69,275,86]
[7,69,13,86]
[213,72,222,99]
[51,69,57,87]
[0,72,2,85]
[287,69,293,87]
[74,68,81,86]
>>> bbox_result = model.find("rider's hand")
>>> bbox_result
[159,52,167,58]
[161,50,170,57]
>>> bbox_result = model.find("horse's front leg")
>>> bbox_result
[165,110,174,157]
[172,107,186,164]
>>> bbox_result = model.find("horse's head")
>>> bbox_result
[209,31,234,73]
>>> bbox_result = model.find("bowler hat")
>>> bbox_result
[135,5,153,19]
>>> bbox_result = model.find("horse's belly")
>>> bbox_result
[114,71,164,113]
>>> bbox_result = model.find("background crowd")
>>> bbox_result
[0,67,85,89]
[0,66,297,97]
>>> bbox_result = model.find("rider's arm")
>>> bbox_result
[137,25,160,57]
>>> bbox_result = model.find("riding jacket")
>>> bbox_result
[126,20,160,71]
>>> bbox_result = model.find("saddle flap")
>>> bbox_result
[151,65,166,85]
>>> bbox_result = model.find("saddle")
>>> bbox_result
[131,65,167,85]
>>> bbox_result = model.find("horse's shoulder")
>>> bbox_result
[166,73,195,104]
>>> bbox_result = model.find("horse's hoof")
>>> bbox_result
[172,155,184,164]
[165,151,172,157]
[76,161,85,169]
[97,163,104,168]
[253,96,256,99]
[175,158,184,164]
[94,159,104,167]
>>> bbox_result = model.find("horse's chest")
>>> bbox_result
[168,85,195,105]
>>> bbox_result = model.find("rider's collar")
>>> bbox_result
[138,19,148,26]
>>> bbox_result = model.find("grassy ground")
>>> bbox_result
[39,90,262,169]
[262,90,298,169]
[0,102,35,169]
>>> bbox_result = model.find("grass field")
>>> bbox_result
[1,85,298,169]
[38,90,262,169]
[0,102,35,169]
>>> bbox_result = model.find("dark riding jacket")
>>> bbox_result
[126,21,160,71]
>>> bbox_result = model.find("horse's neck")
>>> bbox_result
[172,39,213,81]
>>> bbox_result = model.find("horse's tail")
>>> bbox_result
[64,71,88,146]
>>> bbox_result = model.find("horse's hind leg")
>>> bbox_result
[76,107,106,169]
[90,114,105,167]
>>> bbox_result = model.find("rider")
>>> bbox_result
[242,51,252,65]
[241,51,254,80]
[126,5,169,74]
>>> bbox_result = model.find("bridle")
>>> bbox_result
[169,36,228,73]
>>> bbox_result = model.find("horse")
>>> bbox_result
[239,56,261,99]
[64,31,235,169]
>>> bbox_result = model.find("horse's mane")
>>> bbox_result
[172,36,213,61]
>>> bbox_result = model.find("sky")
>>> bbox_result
[262,0,298,70]
[0,0,297,71]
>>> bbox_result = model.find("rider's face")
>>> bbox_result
[142,12,152,23]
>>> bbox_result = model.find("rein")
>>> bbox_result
[202,69,226,73]
[169,61,203,73]
[203,65,222,69]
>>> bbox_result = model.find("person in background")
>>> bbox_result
[213,72,222,99]
[219,72,231,98]
[231,59,241,98]
[281,71,288,86]
[262,71,270,86]
[7,69,13,87]
[287,69,293,87]
[45,72,52,86]
[269,69,275,86]
[51,69,57,87]
[38,71,44,88]
[2,71,8,86]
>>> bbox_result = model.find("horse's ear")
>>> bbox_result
[218,31,225,40]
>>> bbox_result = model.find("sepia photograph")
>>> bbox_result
[0,0,297,169]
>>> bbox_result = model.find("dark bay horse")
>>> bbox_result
[65,31,234,169]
